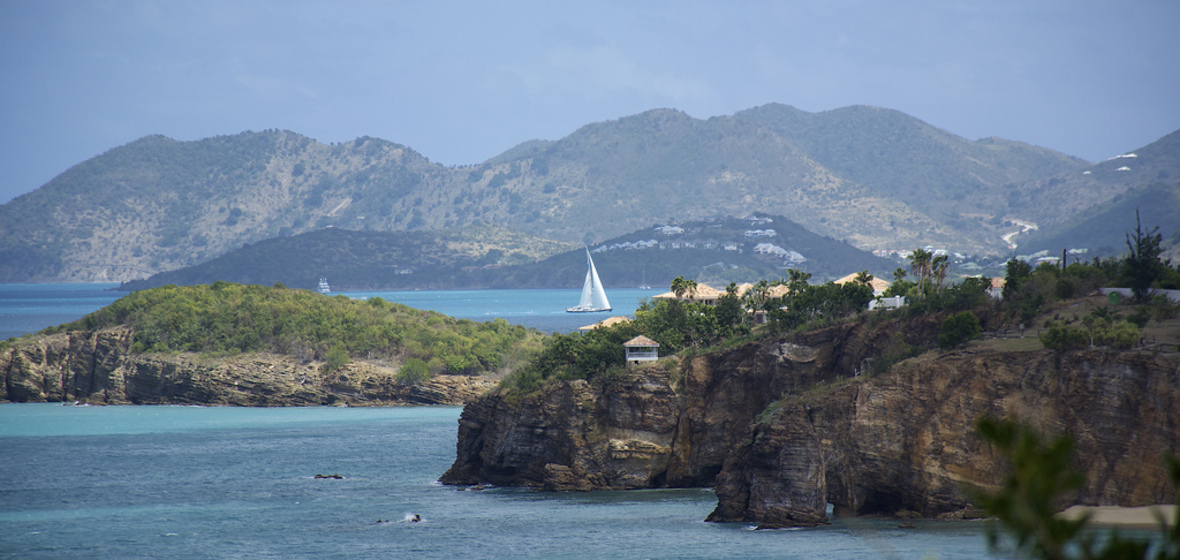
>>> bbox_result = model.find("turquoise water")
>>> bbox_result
[343,288,661,334]
[0,404,998,559]
[0,283,121,341]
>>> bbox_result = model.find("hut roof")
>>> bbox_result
[623,335,660,347]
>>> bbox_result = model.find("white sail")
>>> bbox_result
[567,250,611,312]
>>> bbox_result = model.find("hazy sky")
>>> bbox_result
[2,0,1179,204]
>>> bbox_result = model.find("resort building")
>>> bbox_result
[623,335,660,363]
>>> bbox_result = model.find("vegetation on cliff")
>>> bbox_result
[46,282,544,377]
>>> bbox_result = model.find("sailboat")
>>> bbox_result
[566,249,612,313]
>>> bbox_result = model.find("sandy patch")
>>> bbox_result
[1057,505,1176,529]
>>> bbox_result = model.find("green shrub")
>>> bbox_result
[320,344,349,374]
[937,311,982,349]
[397,358,431,385]
[1040,322,1089,351]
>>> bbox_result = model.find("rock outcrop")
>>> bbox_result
[440,319,1180,528]
[1,326,493,406]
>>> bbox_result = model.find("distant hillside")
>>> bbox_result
[1019,181,1180,258]
[119,225,576,291]
[974,128,1180,238]
[734,104,1089,227]
[120,215,896,292]
[0,104,1141,283]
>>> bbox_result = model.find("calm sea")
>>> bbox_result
[0,404,997,560]
[1,285,997,558]
[0,283,661,341]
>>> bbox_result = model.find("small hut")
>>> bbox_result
[623,335,660,363]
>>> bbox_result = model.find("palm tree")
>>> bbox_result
[855,270,873,286]
[932,254,949,297]
[786,268,811,296]
[908,249,932,299]
[671,276,688,299]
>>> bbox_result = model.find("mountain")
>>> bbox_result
[733,104,1089,225]
[1018,181,1180,258]
[117,225,577,291]
[120,214,896,292]
[0,104,1147,283]
[978,128,1180,240]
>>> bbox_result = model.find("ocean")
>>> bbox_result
[1,284,998,559]
[0,404,997,560]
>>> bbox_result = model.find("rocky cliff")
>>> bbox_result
[1,327,493,406]
[440,321,1180,528]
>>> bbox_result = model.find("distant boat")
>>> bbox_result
[318,278,331,294]
[566,250,612,313]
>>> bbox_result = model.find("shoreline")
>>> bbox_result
[1058,505,1177,529]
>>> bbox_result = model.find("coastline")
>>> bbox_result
[1058,505,1177,529]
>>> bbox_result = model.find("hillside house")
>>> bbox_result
[623,335,660,363]
[869,295,907,311]
[652,283,726,305]
[578,316,633,331]
[833,272,891,296]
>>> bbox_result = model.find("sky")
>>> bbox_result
[2,0,1179,204]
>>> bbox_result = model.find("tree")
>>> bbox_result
[1003,258,1033,301]
[937,311,981,349]
[932,254,949,297]
[786,268,811,296]
[670,276,689,299]
[854,270,873,286]
[908,249,933,300]
[1123,209,1164,302]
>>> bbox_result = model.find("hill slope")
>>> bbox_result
[0,104,1125,282]
[1019,181,1180,258]
[120,215,896,291]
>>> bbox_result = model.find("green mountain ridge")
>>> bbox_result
[1,104,1173,283]
[1019,181,1180,259]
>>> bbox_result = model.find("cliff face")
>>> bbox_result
[440,324,1180,528]
[1,327,493,406]
[440,321,899,489]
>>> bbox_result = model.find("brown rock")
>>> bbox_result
[1,326,495,406]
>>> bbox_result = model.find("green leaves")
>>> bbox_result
[937,311,982,349]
